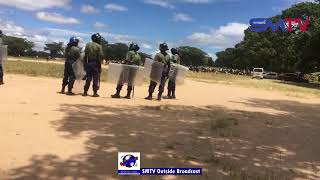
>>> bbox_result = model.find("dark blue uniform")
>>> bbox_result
[62,46,80,92]
[148,52,171,98]
[84,42,104,94]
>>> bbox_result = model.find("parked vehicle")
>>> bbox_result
[278,73,309,83]
[264,72,278,79]
[252,68,264,79]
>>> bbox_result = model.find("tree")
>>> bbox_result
[206,56,215,67]
[215,2,320,73]
[44,42,64,58]
[2,35,34,56]
[178,46,208,67]
[104,43,128,62]
[25,50,50,58]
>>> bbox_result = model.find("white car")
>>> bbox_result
[252,68,264,79]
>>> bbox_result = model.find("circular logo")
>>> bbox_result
[120,155,138,168]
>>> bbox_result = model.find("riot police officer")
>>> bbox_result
[60,37,80,95]
[0,30,4,85]
[111,43,141,99]
[145,43,171,101]
[166,48,181,99]
[83,33,104,97]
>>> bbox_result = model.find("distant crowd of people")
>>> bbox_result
[189,66,252,76]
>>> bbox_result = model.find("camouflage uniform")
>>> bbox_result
[148,52,171,98]
[62,45,80,92]
[115,50,141,96]
[167,54,181,97]
[0,37,4,85]
[84,42,104,94]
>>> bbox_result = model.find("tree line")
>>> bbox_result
[2,35,214,67]
[215,2,320,73]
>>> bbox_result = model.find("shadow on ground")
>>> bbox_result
[8,99,320,180]
[275,81,320,91]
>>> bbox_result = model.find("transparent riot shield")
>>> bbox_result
[144,58,164,83]
[72,79,85,94]
[0,45,8,64]
[71,55,86,94]
[72,58,86,80]
[108,63,145,86]
[168,63,189,85]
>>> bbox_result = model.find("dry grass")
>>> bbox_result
[4,60,109,82]
[188,71,320,98]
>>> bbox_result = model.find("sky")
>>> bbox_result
[0,0,315,58]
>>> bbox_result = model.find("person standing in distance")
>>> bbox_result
[111,43,141,99]
[83,33,104,97]
[0,30,5,85]
[60,37,80,95]
[166,48,181,99]
[145,43,171,101]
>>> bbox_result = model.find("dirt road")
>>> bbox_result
[0,75,320,180]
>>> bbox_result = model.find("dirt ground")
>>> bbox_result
[0,74,320,180]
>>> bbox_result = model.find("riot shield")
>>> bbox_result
[0,45,8,64]
[73,79,85,94]
[168,63,189,85]
[144,58,164,83]
[108,63,145,86]
[72,58,86,80]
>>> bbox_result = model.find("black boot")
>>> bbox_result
[66,85,75,95]
[93,91,100,97]
[66,91,75,96]
[82,91,88,97]
[111,90,121,98]
[145,93,153,100]
[60,86,66,94]
[124,90,132,99]
[0,77,4,85]
[171,90,176,99]
[164,91,171,99]
[157,94,162,101]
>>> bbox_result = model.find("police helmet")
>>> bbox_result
[159,43,169,51]
[171,48,179,55]
[129,42,140,51]
[91,33,102,44]
[69,36,79,46]
[129,43,134,51]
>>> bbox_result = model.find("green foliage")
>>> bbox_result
[216,2,320,73]
[104,43,128,62]
[24,50,50,58]
[178,46,209,66]
[2,35,34,56]
[44,42,64,58]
